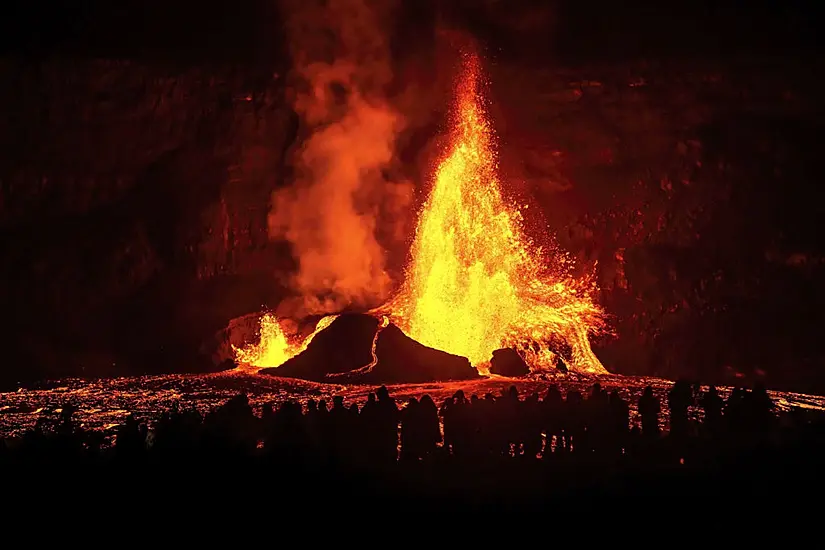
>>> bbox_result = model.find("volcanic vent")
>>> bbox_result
[232,51,608,383]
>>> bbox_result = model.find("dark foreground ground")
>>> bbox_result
[9,450,822,503]
[7,432,824,517]
[4,379,824,516]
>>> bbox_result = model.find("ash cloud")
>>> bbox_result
[271,0,413,318]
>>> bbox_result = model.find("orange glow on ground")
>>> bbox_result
[235,51,607,375]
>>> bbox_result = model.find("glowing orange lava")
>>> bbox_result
[233,313,338,369]
[235,51,607,375]
[378,52,607,374]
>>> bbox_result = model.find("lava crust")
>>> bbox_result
[489,348,531,377]
[259,314,481,383]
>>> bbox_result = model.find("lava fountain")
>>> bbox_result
[377,52,606,374]
[235,51,608,375]
[232,314,338,371]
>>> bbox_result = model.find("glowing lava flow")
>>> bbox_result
[233,313,338,369]
[378,52,608,374]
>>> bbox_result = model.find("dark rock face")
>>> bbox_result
[0,59,295,384]
[489,348,530,377]
[365,324,480,384]
[260,314,480,384]
[554,357,569,374]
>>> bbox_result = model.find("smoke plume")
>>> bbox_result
[272,0,412,318]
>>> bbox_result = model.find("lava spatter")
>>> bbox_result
[378,51,607,374]
[233,313,338,370]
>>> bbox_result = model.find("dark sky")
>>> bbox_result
[554,0,822,60]
[1,0,282,62]
[2,0,821,62]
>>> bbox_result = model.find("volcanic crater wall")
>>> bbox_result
[2,50,825,391]
[0,58,299,382]
[489,58,825,391]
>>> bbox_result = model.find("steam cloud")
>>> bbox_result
[271,0,412,318]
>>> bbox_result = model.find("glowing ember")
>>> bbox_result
[233,313,338,369]
[379,52,607,374]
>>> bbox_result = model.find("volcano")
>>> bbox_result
[234,50,608,381]
[257,313,480,383]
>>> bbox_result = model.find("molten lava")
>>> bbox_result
[233,313,338,370]
[235,51,607,375]
[379,52,607,374]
